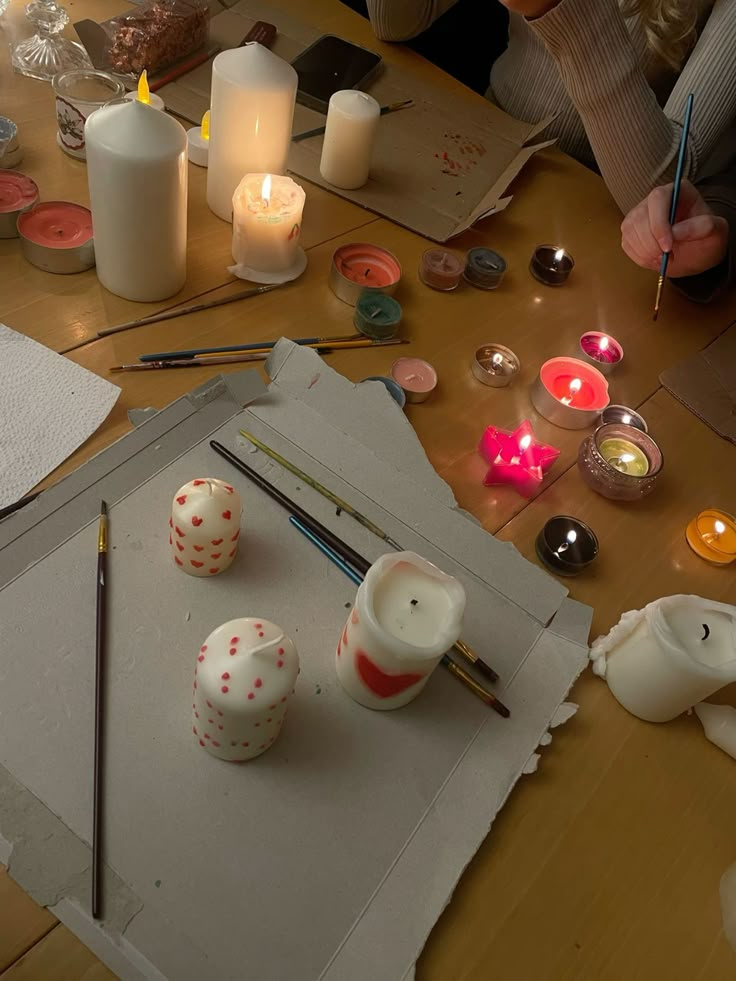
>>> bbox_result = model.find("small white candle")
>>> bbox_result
[207,44,297,222]
[230,173,307,284]
[320,89,380,190]
[124,70,165,112]
[85,100,187,302]
[193,618,299,762]
[591,595,736,722]
[336,551,466,710]
[187,109,209,167]
[170,478,243,577]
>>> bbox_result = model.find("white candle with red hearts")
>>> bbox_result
[336,551,466,710]
[193,617,299,762]
[170,478,242,577]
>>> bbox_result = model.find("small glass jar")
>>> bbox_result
[578,423,663,501]
[53,69,125,159]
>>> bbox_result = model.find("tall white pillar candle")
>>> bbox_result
[230,173,306,284]
[336,551,466,710]
[207,44,297,222]
[85,100,187,302]
[590,595,736,722]
[170,478,242,577]
[319,90,380,190]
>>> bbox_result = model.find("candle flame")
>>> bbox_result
[519,434,532,452]
[553,248,565,264]
[261,173,272,206]
[599,336,610,351]
[622,413,632,425]
[560,377,582,406]
[492,352,503,366]
[201,109,210,141]
[137,69,150,105]
[620,454,635,464]
[566,530,577,544]
[715,520,726,535]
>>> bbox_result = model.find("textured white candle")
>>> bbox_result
[230,173,306,284]
[336,552,465,710]
[170,478,242,577]
[207,44,297,222]
[85,100,187,302]
[320,90,380,190]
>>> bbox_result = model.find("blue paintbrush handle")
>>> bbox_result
[140,336,321,362]
[289,516,364,586]
[668,92,694,227]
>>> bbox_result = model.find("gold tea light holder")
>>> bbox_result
[329,242,401,306]
[472,343,520,388]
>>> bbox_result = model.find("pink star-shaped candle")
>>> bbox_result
[478,419,560,498]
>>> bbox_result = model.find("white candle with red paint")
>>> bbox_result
[336,551,466,710]
[170,478,242,577]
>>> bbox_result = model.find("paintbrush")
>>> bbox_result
[292,99,414,142]
[140,334,361,362]
[111,353,271,372]
[92,500,108,919]
[653,93,694,321]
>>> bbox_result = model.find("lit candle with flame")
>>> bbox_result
[531,358,609,429]
[124,69,165,111]
[530,245,575,286]
[686,509,736,566]
[478,419,560,498]
[560,377,583,406]
[579,331,624,374]
[187,109,210,167]
[230,173,307,284]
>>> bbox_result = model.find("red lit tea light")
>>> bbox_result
[391,357,437,404]
[578,331,623,375]
[17,201,95,274]
[329,242,401,306]
[419,248,463,291]
[530,357,609,429]
[0,170,38,239]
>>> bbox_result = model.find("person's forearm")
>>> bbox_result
[365,0,457,41]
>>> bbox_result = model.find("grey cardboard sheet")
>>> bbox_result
[0,342,590,981]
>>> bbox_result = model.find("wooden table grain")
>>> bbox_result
[1,0,735,977]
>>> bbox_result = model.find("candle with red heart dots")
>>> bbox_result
[336,551,466,711]
[170,478,242,577]
[193,617,299,762]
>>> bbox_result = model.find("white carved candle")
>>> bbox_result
[170,478,242,577]
[336,551,466,710]
[230,173,306,284]
[193,618,299,762]
[590,595,736,722]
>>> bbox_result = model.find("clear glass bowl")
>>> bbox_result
[578,423,663,501]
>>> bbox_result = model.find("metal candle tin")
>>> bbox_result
[0,117,23,170]
[578,331,624,375]
[329,242,401,306]
[390,357,438,404]
[17,201,95,274]
[353,292,402,339]
[529,245,574,286]
[419,248,463,291]
[535,516,599,576]
[464,247,506,290]
[530,358,610,429]
[472,343,520,387]
[599,404,648,433]
[577,423,663,501]
[0,170,38,239]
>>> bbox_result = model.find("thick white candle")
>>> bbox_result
[230,173,306,284]
[193,617,299,762]
[207,44,297,222]
[591,595,736,722]
[336,551,466,710]
[320,90,380,190]
[170,478,242,577]
[85,100,187,302]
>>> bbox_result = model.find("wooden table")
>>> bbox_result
[1,0,735,977]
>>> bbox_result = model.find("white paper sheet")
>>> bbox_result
[0,324,120,507]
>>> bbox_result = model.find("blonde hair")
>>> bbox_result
[621,0,708,69]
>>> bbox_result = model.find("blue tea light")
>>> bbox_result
[354,292,402,340]
[464,247,506,290]
[359,375,407,409]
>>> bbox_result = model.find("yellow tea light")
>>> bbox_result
[599,437,649,476]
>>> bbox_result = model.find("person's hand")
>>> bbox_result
[497,0,560,17]
[621,180,729,278]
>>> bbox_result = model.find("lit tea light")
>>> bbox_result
[535,516,598,576]
[391,357,437,403]
[598,437,649,476]
[125,69,165,111]
[230,173,307,284]
[329,242,401,305]
[478,419,560,498]
[187,109,210,167]
[600,404,648,433]
[578,423,662,501]
[471,343,521,388]
[560,377,582,406]
[17,201,95,274]
[529,244,575,286]
[531,357,609,428]
[578,331,624,375]
[685,509,736,566]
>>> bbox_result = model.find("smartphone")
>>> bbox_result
[292,35,382,114]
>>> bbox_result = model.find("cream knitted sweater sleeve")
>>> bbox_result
[365,0,457,40]
[532,0,736,211]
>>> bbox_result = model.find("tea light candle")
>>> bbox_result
[391,357,437,403]
[535,516,599,576]
[187,109,210,167]
[329,242,401,305]
[479,420,559,498]
[419,248,463,291]
[86,99,187,302]
[531,357,609,429]
[0,117,23,170]
[464,247,506,290]
[359,375,406,408]
[193,617,299,761]
[18,202,95,274]
[170,478,243,577]
[230,173,306,284]
[600,404,648,433]
[335,551,466,710]
[471,343,520,388]
[578,331,624,375]
[578,423,662,501]
[686,509,736,566]
[124,70,165,111]
[529,245,574,286]
[320,89,380,190]
[590,595,736,722]
[0,170,38,239]
[208,44,297,222]
[353,292,402,339]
